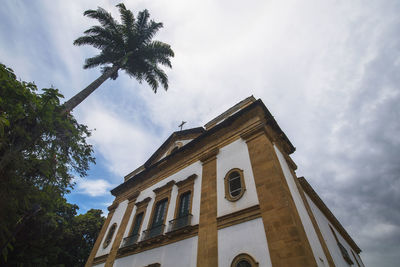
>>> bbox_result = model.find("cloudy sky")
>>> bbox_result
[1,0,399,265]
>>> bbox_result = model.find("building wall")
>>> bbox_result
[122,161,203,243]
[216,138,259,217]
[305,193,365,267]
[218,218,272,267]
[114,236,198,267]
[96,200,128,257]
[274,145,329,267]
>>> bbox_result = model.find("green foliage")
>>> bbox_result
[0,63,100,265]
[61,209,105,266]
[2,196,105,266]
[74,3,174,92]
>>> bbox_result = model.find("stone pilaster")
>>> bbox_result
[242,126,317,267]
[197,148,219,267]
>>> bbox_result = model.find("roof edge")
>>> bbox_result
[298,177,362,254]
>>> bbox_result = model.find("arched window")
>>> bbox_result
[103,223,117,248]
[231,253,258,267]
[224,168,246,201]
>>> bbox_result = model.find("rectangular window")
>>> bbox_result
[229,175,242,196]
[178,191,191,218]
[152,198,168,228]
[130,212,144,236]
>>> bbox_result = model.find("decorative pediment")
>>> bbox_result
[144,127,205,167]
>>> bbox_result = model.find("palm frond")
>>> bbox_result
[141,20,163,44]
[84,7,118,30]
[83,26,115,39]
[147,41,174,57]
[83,54,109,69]
[144,70,158,93]
[142,41,174,67]
[135,9,150,32]
[73,36,110,50]
[153,66,168,90]
[116,3,135,36]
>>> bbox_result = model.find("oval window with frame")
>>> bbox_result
[224,168,246,201]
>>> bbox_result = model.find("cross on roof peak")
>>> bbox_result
[178,121,186,131]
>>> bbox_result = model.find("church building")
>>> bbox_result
[86,96,365,267]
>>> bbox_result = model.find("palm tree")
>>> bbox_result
[62,3,174,113]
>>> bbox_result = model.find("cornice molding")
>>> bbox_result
[240,122,267,142]
[199,147,219,164]
[92,254,108,265]
[176,174,198,187]
[126,191,140,202]
[107,202,119,211]
[135,197,151,208]
[117,225,199,258]
[217,205,261,229]
[153,180,175,194]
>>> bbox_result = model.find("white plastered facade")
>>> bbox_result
[274,145,329,267]
[96,200,129,257]
[218,218,272,267]
[114,236,198,267]
[216,138,259,217]
[305,193,365,267]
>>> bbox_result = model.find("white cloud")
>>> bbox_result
[76,178,113,197]
[78,97,159,178]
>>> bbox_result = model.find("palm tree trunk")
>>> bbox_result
[62,64,120,114]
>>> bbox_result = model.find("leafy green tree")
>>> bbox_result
[60,209,105,266]
[2,194,104,266]
[0,63,95,264]
[63,3,174,113]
